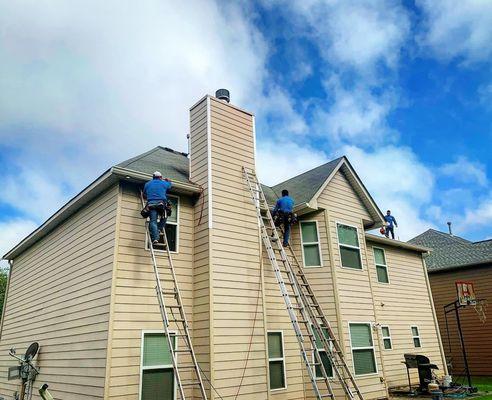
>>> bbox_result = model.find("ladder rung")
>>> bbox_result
[181,382,201,387]
[174,348,192,353]
[161,290,177,296]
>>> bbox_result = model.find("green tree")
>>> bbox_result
[0,268,9,317]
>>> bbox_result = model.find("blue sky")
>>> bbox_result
[0,0,491,258]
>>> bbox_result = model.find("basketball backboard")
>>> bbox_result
[456,281,477,306]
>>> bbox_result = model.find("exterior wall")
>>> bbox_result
[428,265,492,376]
[0,184,119,400]
[105,182,197,399]
[318,170,387,400]
[366,242,446,387]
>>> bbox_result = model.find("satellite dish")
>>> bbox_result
[24,342,39,362]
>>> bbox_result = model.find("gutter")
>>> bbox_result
[365,233,431,253]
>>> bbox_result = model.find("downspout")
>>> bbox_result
[421,257,449,375]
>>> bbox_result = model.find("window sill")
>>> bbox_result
[340,265,364,271]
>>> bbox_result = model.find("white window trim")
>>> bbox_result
[373,246,390,284]
[313,325,334,380]
[336,222,363,271]
[348,322,379,377]
[139,329,177,400]
[300,220,323,268]
[268,330,287,391]
[411,325,422,348]
[145,194,180,254]
[381,325,392,350]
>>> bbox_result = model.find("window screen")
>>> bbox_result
[374,248,389,283]
[337,224,362,269]
[349,323,377,375]
[268,332,285,390]
[301,221,322,267]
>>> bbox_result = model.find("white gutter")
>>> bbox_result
[365,233,431,253]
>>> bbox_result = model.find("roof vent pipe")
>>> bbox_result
[447,221,453,235]
[215,88,230,103]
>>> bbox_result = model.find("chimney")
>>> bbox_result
[188,90,266,397]
[447,221,453,235]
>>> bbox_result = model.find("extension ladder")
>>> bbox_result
[242,168,364,400]
[140,195,208,400]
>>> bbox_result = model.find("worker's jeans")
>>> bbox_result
[283,222,291,246]
[148,202,166,242]
[385,226,395,239]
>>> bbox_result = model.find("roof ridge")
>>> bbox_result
[117,146,161,168]
[272,156,344,189]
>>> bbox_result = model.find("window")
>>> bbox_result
[313,326,333,379]
[349,323,377,375]
[381,326,392,350]
[373,247,389,283]
[300,221,322,267]
[140,332,176,400]
[337,224,362,269]
[268,331,286,390]
[149,196,179,252]
[411,326,421,348]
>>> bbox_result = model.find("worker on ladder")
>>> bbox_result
[272,189,295,247]
[143,171,172,246]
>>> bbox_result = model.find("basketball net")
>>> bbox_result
[474,299,488,324]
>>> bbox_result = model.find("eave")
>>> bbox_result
[365,234,431,253]
[3,166,201,260]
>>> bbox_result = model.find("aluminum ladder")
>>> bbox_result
[140,195,208,400]
[243,168,364,400]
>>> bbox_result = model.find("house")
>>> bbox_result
[0,92,447,400]
[409,229,492,377]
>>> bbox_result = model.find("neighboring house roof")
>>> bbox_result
[409,229,492,272]
[4,146,384,259]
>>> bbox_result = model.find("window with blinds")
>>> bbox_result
[373,247,389,283]
[313,326,333,379]
[337,224,362,269]
[141,332,175,400]
[268,331,286,390]
[381,326,392,350]
[300,221,322,267]
[349,323,377,375]
[411,326,422,348]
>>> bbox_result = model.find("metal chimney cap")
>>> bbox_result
[215,88,230,103]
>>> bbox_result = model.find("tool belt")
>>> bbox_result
[141,200,172,219]
[273,211,297,227]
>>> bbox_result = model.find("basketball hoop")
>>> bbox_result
[474,299,487,324]
[456,281,477,306]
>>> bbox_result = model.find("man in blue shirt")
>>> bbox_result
[272,189,295,247]
[143,171,172,246]
[384,210,398,239]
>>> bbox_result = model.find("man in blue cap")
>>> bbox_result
[143,171,172,246]
[272,189,295,247]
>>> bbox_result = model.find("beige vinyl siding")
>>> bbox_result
[106,182,197,399]
[208,97,269,399]
[190,96,213,399]
[317,170,387,400]
[366,243,445,388]
[429,266,492,376]
[0,184,118,400]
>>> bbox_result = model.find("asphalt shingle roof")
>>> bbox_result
[271,158,343,205]
[117,147,344,206]
[409,229,492,272]
[117,146,190,182]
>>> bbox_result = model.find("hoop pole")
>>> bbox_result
[454,301,472,389]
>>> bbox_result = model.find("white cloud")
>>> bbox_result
[454,193,492,232]
[417,0,492,63]
[440,156,488,187]
[479,83,492,108]
[0,0,307,221]
[314,78,397,143]
[341,145,436,240]
[0,219,39,268]
[257,141,328,185]
[280,0,410,75]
